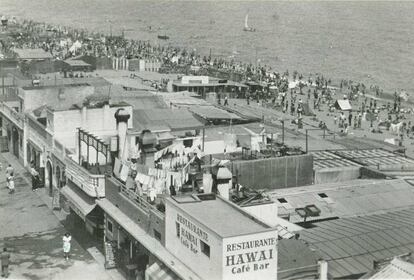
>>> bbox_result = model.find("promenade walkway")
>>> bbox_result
[0,152,124,280]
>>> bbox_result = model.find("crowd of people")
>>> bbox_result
[2,16,412,141]
[1,16,391,96]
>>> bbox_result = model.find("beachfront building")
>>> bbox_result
[13,48,53,61]
[99,175,278,280]
[60,58,93,77]
[172,75,248,97]
[127,58,161,72]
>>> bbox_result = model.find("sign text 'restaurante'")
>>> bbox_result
[225,237,276,275]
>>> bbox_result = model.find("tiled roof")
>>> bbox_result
[312,151,362,170]
[334,149,414,168]
[300,207,414,279]
[312,149,414,170]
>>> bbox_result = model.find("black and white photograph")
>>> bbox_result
[0,1,414,279]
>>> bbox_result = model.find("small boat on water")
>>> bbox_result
[157,34,169,40]
[243,14,255,32]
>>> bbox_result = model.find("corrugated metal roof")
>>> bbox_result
[369,258,414,279]
[300,207,414,279]
[278,239,321,272]
[267,179,414,223]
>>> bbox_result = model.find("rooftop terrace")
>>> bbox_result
[166,194,271,238]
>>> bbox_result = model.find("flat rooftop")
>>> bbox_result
[167,195,271,238]
[268,179,414,223]
[132,108,204,133]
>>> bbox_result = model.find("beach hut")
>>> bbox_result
[334,99,352,111]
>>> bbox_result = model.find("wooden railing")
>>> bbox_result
[0,103,24,129]
[119,183,164,216]
[65,156,105,198]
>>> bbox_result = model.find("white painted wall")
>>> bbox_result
[165,200,223,280]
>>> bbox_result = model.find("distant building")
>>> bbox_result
[172,76,248,97]
[13,48,53,61]
[61,59,93,76]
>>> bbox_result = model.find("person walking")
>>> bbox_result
[8,175,15,194]
[30,165,40,191]
[63,233,72,260]
[1,247,10,278]
[5,165,13,178]
[5,165,13,189]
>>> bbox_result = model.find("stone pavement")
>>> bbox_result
[0,152,124,280]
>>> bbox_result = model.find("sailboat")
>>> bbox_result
[243,14,255,32]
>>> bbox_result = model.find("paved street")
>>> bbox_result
[0,153,123,280]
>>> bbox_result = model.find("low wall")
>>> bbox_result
[231,154,313,190]
[104,177,165,245]
[314,166,360,184]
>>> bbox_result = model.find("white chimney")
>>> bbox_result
[114,108,130,161]
[318,260,328,280]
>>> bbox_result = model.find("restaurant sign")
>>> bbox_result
[223,232,277,280]
[176,213,209,254]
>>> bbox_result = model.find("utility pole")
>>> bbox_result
[305,129,308,153]
[255,47,258,69]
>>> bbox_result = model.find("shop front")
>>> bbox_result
[103,214,151,280]
[60,181,104,240]
[98,199,193,280]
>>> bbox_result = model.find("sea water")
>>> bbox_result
[1,0,413,92]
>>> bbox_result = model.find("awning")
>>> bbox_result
[146,262,179,280]
[334,99,352,111]
[217,167,232,179]
[61,184,96,221]
[96,199,201,280]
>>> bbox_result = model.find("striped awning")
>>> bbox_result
[61,184,96,221]
[146,262,179,280]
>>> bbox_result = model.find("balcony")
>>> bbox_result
[65,156,106,198]
[119,183,165,217]
[0,103,24,129]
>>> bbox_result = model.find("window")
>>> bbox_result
[200,240,210,258]
[277,198,288,203]
[107,220,113,233]
[176,222,180,237]
[153,229,161,241]
[318,193,328,198]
